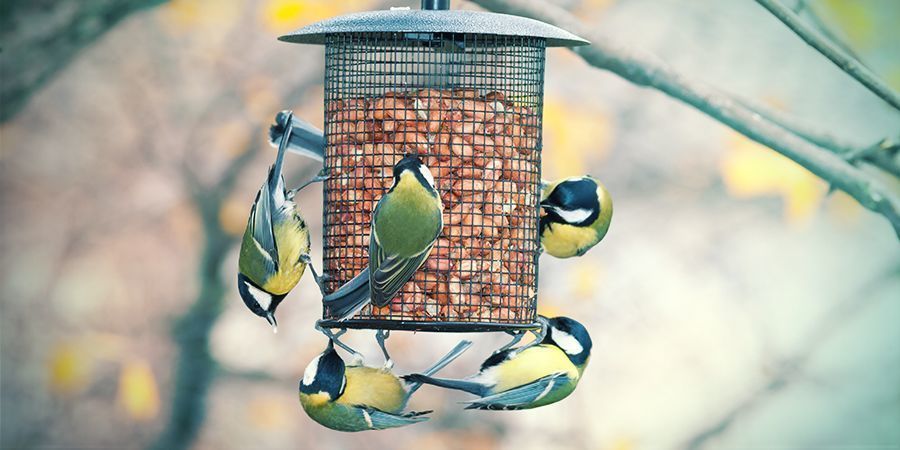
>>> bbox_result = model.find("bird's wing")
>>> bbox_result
[247,181,279,274]
[463,372,571,410]
[368,234,435,307]
[355,407,431,430]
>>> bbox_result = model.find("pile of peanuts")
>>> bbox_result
[323,88,540,323]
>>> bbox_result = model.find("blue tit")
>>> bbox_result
[237,111,326,331]
[404,316,592,410]
[299,338,472,431]
[268,111,324,162]
[539,176,613,258]
[323,155,443,320]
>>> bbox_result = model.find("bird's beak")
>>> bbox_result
[265,311,278,334]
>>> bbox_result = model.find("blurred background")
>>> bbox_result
[1,0,899,449]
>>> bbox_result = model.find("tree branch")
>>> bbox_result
[682,266,900,450]
[755,0,900,112]
[471,0,900,237]
[0,0,168,122]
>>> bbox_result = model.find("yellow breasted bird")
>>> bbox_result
[237,111,326,331]
[299,338,472,431]
[323,155,443,320]
[540,176,613,258]
[404,316,592,410]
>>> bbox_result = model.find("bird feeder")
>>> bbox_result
[281,0,588,332]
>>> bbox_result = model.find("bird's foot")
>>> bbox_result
[292,169,329,194]
[494,330,525,354]
[315,323,364,361]
[376,329,393,369]
[518,316,549,352]
[301,256,328,295]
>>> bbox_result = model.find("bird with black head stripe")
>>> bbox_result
[540,176,613,258]
[236,111,327,331]
[323,154,443,320]
[299,337,471,431]
[403,316,592,410]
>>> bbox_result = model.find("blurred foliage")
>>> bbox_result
[720,132,826,224]
[118,359,162,421]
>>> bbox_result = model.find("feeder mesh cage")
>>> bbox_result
[320,32,545,332]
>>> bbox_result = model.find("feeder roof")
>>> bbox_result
[279,9,589,48]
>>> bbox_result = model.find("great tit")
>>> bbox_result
[404,316,592,410]
[268,111,324,162]
[299,338,472,431]
[323,155,443,320]
[237,111,326,331]
[539,176,613,258]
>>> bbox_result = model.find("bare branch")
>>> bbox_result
[755,0,900,111]
[471,0,900,237]
[682,266,900,450]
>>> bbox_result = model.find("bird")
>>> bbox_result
[299,337,472,431]
[539,176,613,258]
[268,111,324,162]
[323,155,443,320]
[237,111,327,332]
[403,316,592,410]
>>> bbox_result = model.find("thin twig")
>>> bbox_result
[682,265,900,450]
[755,0,900,111]
[471,0,900,237]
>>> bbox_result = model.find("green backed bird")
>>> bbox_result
[237,111,326,331]
[539,176,613,258]
[323,155,443,320]
[299,338,472,431]
[403,316,592,410]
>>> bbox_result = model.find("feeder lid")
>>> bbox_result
[279,9,589,48]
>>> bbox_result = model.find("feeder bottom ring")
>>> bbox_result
[316,319,543,333]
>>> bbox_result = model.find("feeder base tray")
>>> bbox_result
[316,319,542,333]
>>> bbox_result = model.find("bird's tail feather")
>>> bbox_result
[322,267,371,320]
[269,111,325,162]
[269,111,293,192]
[404,340,472,396]
[401,374,488,398]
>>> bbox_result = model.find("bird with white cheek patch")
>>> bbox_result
[298,338,471,431]
[540,176,613,258]
[322,154,443,320]
[236,111,328,332]
[403,316,593,410]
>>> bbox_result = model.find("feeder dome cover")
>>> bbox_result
[279,9,589,48]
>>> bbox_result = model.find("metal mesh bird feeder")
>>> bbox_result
[281,1,588,332]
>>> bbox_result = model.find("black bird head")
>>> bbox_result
[392,154,436,192]
[237,273,287,332]
[543,316,593,366]
[299,340,347,401]
[540,177,601,227]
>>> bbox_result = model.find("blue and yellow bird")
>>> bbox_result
[404,316,592,410]
[299,338,472,431]
[540,176,613,258]
[237,111,326,331]
[323,155,443,320]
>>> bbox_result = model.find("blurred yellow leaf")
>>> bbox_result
[819,0,874,49]
[720,132,826,224]
[220,195,250,236]
[48,343,92,395]
[262,0,374,33]
[609,436,637,450]
[542,97,613,180]
[117,359,161,421]
[247,395,292,430]
[571,261,604,300]
[162,0,242,32]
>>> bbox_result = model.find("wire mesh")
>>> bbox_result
[320,32,545,331]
